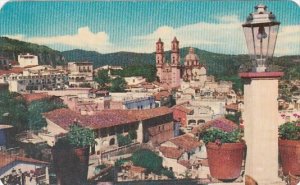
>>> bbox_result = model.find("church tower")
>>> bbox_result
[171,37,181,88]
[156,38,164,82]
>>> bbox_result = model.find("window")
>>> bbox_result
[109,138,115,146]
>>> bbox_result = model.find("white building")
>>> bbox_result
[158,134,203,177]
[94,65,123,72]
[0,154,49,185]
[68,62,93,87]
[124,76,146,86]
[18,53,38,67]
[2,65,68,92]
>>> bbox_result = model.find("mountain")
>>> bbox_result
[62,48,300,77]
[62,48,251,76]
[0,36,299,78]
[0,37,65,66]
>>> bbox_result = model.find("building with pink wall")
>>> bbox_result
[156,37,206,89]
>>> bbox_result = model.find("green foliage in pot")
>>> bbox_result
[279,121,300,140]
[202,128,243,144]
[66,124,97,148]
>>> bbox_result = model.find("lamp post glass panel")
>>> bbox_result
[242,4,280,72]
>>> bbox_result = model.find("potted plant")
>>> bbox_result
[202,128,245,181]
[52,124,96,185]
[278,121,300,176]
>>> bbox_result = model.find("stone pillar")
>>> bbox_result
[240,72,284,185]
[136,121,143,143]
[45,166,50,185]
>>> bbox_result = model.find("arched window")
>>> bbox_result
[109,138,115,146]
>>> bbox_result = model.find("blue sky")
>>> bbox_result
[0,1,299,56]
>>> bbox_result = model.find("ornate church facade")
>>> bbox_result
[155,37,206,88]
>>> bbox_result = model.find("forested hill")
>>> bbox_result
[62,48,300,78]
[0,37,299,78]
[62,48,252,76]
[0,37,65,66]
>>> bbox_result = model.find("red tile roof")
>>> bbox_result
[154,91,171,101]
[43,107,172,130]
[128,107,172,121]
[0,154,48,169]
[22,93,50,103]
[142,84,156,89]
[159,146,184,159]
[178,160,192,169]
[192,117,238,134]
[172,105,193,114]
[168,134,201,152]
[0,67,24,76]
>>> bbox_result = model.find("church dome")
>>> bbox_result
[185,48,199,61]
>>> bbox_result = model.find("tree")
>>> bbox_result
[28,99,65,131]
[66,124,97,148]
[216,75,244,93]
[131,149,163,174]
[95,70,110,89]
[0,91,28,132]
[110,77,127,92]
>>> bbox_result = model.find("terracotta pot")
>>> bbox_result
[279,139,300,176]
[289,172,300,185]
[52,147,89,185]
[206,142,245,180]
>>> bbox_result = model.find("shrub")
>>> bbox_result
[115,158,128,167]
[28,99,65,131]
[128,129,137,140]
[279,122,300,140]
[95,164,107,170]
[160,168,175,179]
[131,149,163,174]
[202,128,243,144]
[117,134,132,147]
[66,125,97,148]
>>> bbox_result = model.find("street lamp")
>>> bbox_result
[242,4,280,72]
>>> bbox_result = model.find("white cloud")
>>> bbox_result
[215,15,241,23]
[0,0,9,11]
[5,17,300,56]
[275,25,300,55]
[6,27,113,53]
[130,15,246,54]
[130,15,300,56]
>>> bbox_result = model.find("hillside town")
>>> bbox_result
[0,2,300,185]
